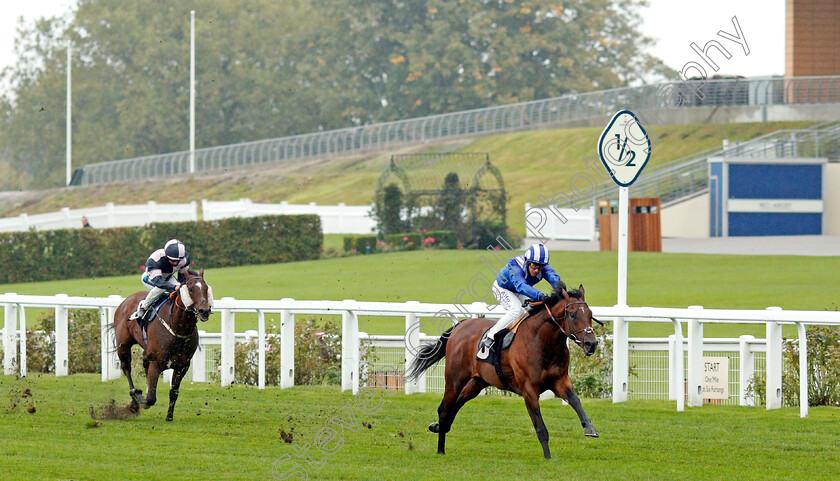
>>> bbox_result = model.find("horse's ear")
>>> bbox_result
[561,288,570,302]
[199,267,204,277]
[579,284,585,301]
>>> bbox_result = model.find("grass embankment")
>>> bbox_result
[2,250,837,338]
[0,121,815,238]
[0,374,838,480]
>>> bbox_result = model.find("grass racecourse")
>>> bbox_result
[1,250,839,480]
[1,374,840,480]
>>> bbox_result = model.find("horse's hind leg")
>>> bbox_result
[165,364,189,422]
[553,377,598,437]
[431,377,487,455]
[117,342,144,410]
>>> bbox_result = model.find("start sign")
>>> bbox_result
[702,356,730,400]
[597,110,651,187]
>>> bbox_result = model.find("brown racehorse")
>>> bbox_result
[113,268,213,421]
[406,283,602,459]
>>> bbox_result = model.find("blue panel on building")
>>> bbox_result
[728,164,822,199]
[708,162,724,237]
[728,213,822,236]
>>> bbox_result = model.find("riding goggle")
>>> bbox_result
[527,262,545,269]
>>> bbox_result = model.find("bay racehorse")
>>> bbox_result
[113,268,213,421]
[406,283,602,459]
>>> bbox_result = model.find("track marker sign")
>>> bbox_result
[597,110,651,187]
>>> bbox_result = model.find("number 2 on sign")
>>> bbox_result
[614,134,636,167]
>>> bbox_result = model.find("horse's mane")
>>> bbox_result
[543,281,582,308]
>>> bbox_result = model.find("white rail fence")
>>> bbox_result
[0,201,199,232]
[2,294,839,418]
[201,199,375,234]
[0,199,374,234]
[522,204,596,241]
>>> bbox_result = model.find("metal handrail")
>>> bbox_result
[78,76,840,186]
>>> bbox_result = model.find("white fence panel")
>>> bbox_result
[3,293,839,418]
[201,198,375,234]
[523,204,596,241]
[0,201,198,232]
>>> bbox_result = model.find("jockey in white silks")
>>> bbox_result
[129,239,191,321]
[478,243,562,360]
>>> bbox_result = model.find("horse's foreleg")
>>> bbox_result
[165,364,189,422]
[143,361,163,409]
[553,379,598,437]
[522,387,551,460]
[118,342,144,410]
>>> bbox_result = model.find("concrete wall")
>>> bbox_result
[826,162,840,235]
[661,193,710,238]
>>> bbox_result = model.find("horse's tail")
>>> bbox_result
[405,325,456,381]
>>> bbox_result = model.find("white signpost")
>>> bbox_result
[598,110,651,403]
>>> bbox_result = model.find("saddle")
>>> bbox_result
[136,293,172,343]
[476,328,516,391]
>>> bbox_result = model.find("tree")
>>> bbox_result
[0,0,667,188]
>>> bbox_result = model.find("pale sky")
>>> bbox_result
[0,0,785,95]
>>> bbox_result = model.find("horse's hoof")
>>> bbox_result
[165,416,173,422]
[133,389,142,396]
[428,423,440,433]
[585,430,599,438]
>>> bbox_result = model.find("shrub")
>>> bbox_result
[385,233,421,251]
[0,214,322,283]
[424,230,457,249]
[26,309,102,374]
[343,235,378,254]
[233,318,377,387]
[747,324,840,407]
[569,332,622,398]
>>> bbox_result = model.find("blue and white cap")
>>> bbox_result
[524,243,549,266]
[164,239,186,261]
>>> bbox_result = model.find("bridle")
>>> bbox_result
[162,276,211,339]
[541,299,601,344]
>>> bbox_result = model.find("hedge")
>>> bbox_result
[385,233,422,250]
[0,215,322,283]
[343,235,378,254]
[424,230,457,249]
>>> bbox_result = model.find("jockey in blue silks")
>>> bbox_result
[478,243,562,359]
[129,239,191,321]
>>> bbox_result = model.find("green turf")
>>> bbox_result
[1,374,838,480]
[1,250,838,338]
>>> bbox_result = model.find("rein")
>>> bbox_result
[160,277,208,340]
[533,299,594,343]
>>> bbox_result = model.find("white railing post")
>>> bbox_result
[257,310,266,390]
[280,304,295,389]
[55,295,69,377]
[612,312,629,403]
[404,302,421,394]
[667,334,676,401]
[765,307,783,410]
[3,295,18,375]
[106,202,115,227]
[796,322,808,418]
[220,299,236,387]
[739,335,755,406]
[18,305,26,377]
[671,318,684,412]
[686,306,704,407]
[147,200,157,224]
[99,307,109,382]
[106,302,121,380]
[341,301,360,394]
[192,330,206,382]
